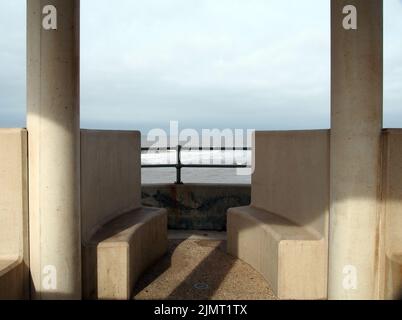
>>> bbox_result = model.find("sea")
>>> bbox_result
[141,149,252,185]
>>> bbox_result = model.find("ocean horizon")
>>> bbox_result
[141,149,252,185]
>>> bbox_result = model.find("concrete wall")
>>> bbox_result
[380,130,402,299]
[252,130,330,239]
[142,184,251,231]
[0,129,29,299]
[2,127,401,299]
[227,130,330,299]
[81,130,142,244]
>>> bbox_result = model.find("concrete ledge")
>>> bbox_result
[227,130,329,300]
[381,130,402,299]
[0,259,20,278]
[0,129,29,300]
[80,129,169,299]
[168,230,226,241]
[385,254,402,300]
[227,206,327,300]
[83,207,168,300]
[81,130,142,244]
[0,260,26,300]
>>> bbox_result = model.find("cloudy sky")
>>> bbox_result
[0,0,401,133]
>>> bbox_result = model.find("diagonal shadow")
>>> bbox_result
[166,240,235,300]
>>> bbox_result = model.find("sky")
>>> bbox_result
[0,0,401,133]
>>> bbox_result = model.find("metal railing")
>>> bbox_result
[141,145,251,184]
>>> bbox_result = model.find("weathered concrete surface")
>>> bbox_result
[89,208,167,300]
[0,261,28,300]
[134,238,277,300]
[379,130,402,299]
[27,0,81,299]
[227,130,330,300]
[0,129,29,300]
[142,184,251,231]
[169,230,226,241]
[228,207,327,300]
[81,130,168,300]
[329,0,383,300]
[81,130,142,244]
[252,131,330,238]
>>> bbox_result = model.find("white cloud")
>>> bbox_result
[80,0,331,131]
[0,0,401,131]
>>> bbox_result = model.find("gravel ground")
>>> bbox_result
[133,239,277,300]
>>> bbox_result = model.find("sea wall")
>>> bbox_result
[142,184,251,231]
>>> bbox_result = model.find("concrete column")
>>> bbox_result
[329,0,383,300]
[27,0,81,299]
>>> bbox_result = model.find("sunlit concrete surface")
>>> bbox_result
[80,130,168,300]
[0,129,29,300]
[329,0,384,300]
[27,0,81,299]
[134,232,277,300]
[379,130,402,299]
[1,0,401,301]
[227,130,329,300]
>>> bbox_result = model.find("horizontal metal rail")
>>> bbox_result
[141,145,251,184]
[141,147,250,151]
[141,164,248,169]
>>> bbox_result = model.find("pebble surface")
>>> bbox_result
[134,239,277,300]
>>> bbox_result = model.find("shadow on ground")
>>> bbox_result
[133,239,276,300]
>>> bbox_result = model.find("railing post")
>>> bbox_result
[175,145,183,184]
[141,146,251,184]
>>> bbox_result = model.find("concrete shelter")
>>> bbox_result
[0,0,401,300]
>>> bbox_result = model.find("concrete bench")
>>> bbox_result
[81,130,168,300]
[384,255,402,299]
[381,130,402,299]
[228,206,326,300]
[84,207,167,300]
[227,131,330,300]
[0,129,29,300]
[0,259,26,300]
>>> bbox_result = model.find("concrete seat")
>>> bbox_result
[84,207,167,300]
[0,129,29,300]
[381,130,402,299]
[227,131,330,300]
[0,258,25,300]
[81,130,168,300]
[0,259,20,277]
[384,254,402,299]
[228,206,326,300]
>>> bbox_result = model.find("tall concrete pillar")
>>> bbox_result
[27,0,81,299]
[329,0,383,300]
